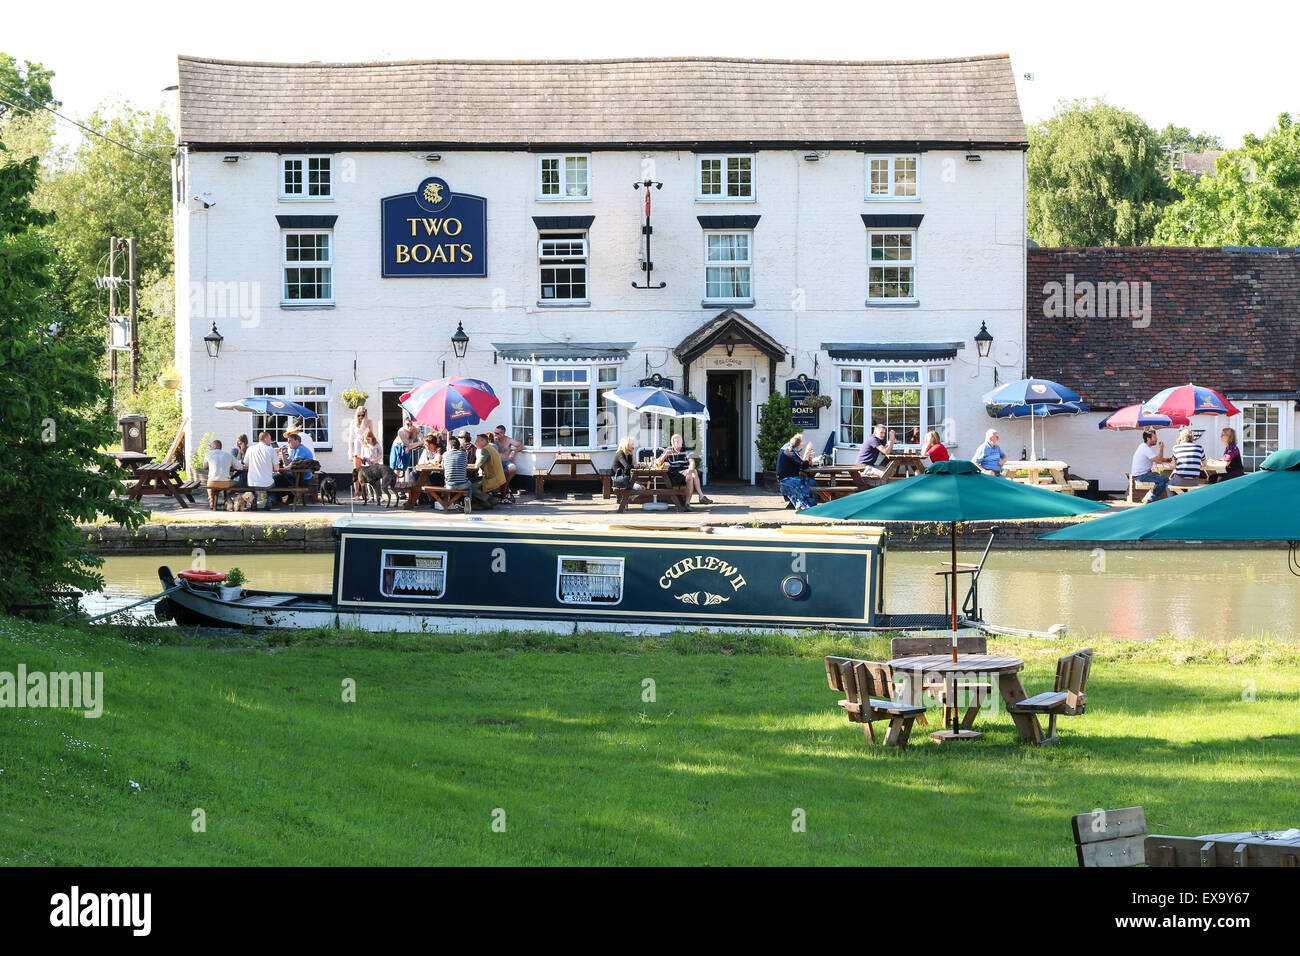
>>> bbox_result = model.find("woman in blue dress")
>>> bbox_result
[777,433,818,510]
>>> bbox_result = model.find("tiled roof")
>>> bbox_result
[1027,248,1300,410]
[1181,150,1224,176]
[177,54,1027,148]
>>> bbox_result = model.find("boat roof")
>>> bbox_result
[331,514,885,545]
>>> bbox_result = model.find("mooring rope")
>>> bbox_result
[78,584,184,624]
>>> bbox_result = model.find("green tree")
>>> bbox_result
[1027,99,1176,246]
[0,53,58,126]
[42,101,174,326]
[1156,123,1224,156]
[755,392,796,473]
[0,147,144,614]
[1155,113,1300,246]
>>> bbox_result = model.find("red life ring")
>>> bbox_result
[178,569,227,583]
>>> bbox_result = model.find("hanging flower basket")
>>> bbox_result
[341,388,369,409]
[806,395,833,410]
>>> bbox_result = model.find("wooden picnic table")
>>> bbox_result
[883,453,928,480]
[535,453,610,498]
[123,459,194,508]
[615,467,690,512]
[1000,459,1089,494]
[887,653,1041,743]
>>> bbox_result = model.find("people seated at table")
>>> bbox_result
[856,423,895,477]
[284,420,314,456]
[656,433,712,505]
[971,428,1007,476]
[203,439,239,508]
[777,433,818,511]
[611,436,642,490]
[271,432,315,506]
[1207,426,1245,480]
[1170,427,1206,488]
[403,434,445,509]
[475,433,514,503]
[1130,428,1171,502]
[921,429,950,463]
[493,425,523,486]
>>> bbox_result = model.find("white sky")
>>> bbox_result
[6,0,1294,148]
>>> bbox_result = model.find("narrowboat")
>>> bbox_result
[155,515,964,634]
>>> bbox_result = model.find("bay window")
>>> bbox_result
[509,364,622,450]
[838,366,947,447]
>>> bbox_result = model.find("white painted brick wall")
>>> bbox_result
[177,148,1026,477]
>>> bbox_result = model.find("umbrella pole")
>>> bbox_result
[951,522,960,734]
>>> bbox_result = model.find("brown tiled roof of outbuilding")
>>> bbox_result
[176,54,1027,149]
[1027,247,1300,410]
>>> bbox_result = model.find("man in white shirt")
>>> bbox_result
[244,431,281,504]
[204,439,239,509]
[1130,429,1170,503]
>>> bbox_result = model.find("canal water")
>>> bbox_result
[85,548,1299,641]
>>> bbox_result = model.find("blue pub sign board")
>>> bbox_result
[786,374,820,427]
[381,177,487,278]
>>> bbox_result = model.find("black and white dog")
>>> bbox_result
[319,475,338,504]
[357,464,398,507]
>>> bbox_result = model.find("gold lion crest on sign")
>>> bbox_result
[423,182,444,204]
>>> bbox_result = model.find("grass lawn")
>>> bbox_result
[2,615,1298,866]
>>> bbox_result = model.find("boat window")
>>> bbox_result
[381,550,448,599]
[557,556,624,605]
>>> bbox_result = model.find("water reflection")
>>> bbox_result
[84,549,1297,641]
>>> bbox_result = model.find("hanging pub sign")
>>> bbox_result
[786,374,821,427]
[639,374,675,390]
[381,177,487,278]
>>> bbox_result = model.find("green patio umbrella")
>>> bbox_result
[1041,450,1300,553]
[805,458,1106,643]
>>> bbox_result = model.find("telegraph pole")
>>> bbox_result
[108,237,119,411]
[127,237,138,394]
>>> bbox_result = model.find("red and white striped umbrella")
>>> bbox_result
[1142,384,1239,419]
[399,377,500,431]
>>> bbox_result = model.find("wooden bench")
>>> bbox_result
[1071,806,1147,867]
[1145,835,1300,867]
[614,486,690,512]
[1126,473,1157,503]
[824,655,927,749]
[413,485,470,512]
[1006,647,1092,746]
[812,485,861,502]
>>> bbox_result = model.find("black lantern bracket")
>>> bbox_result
[632,180,666,290]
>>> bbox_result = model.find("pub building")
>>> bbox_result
[173,54,1028,483]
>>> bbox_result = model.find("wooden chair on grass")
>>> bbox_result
[890,635,991,729]
[1006,648,1092,746]
[824,656,927,750]
[1071,806,1147,867]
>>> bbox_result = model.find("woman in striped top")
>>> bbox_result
[1169,428,1206,488]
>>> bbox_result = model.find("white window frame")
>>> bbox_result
[867,229,918,303]
[835,364,949,449]
[508,362,623,451]
[281,229,334,305]
[1236,401,1289,472]
[696,154,755,201]
[865,154,920,201]
[250,379,333,450]
[556,555,625,606]
[280,154,333,200]
[703,230,754,304]
[537,154,591,201]
[380,550,448,600]
[538,233,590,304]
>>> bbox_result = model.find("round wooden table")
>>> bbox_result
[886,653,1040,743]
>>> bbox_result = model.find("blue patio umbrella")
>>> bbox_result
[607,386,709,453]
[982,378,1082,407]
[990,400,1088,461]
[215,397,319,419]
